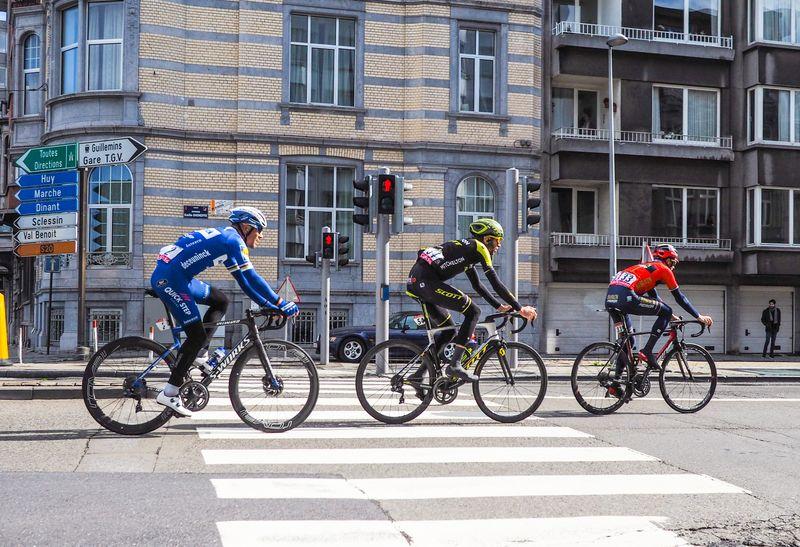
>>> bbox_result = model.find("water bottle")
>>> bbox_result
[206,347,227,370]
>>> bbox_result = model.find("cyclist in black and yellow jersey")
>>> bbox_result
[406,218,537,382]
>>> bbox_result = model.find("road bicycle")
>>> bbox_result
[82,289,319,435]
[355,309,547,424]
[571,318,717,415]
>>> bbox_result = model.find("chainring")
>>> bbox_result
[432,377,459,405]
[180,380,210,411]
[632,373,651,398]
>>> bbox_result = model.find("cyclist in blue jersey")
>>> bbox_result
[150,206,299,416]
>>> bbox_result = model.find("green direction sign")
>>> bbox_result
[16,143,78,173]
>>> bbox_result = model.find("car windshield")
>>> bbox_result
[388,313,406,329]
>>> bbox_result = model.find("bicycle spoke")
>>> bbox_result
[474,343,547,422]
[660,344,716,413]
[571,342,630,415]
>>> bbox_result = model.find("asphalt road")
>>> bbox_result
[0,375,798,546]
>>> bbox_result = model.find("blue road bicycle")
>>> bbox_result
[82,289,319,435]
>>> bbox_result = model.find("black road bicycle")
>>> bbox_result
[355,309,548,424]
[571,319,717,415]
[82,289,319,435]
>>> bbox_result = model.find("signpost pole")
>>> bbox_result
[77,168,89,356]
[46,262,54,355]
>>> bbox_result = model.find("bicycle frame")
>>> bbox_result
[421,320,503,371]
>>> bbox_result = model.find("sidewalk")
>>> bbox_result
[1,353,799,400]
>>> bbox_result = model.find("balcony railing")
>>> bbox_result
[88,252,132,267]
[551,233,731,251]
[553,127,733,149]
[552,21,733,49]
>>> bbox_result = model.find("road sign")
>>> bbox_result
[16,183,79,202]
[14,212,78,230]
[17,170,79,188]
[15,226,78,244]
[277,276,301,303]
[16,144,78,173]
[16,198,79,216]
[14,240,77,257]
[184,205,209,219]
[44,256,63,273]
[78,137,147,167]
[210,199,234,216]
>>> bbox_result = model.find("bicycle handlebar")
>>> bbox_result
[670,318,708,338]
[254,308,289,331]
[484,312,529,334]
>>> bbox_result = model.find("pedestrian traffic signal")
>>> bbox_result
[321,231,335,259]
[391,175,413,234]
[353,175,374,233]
[305,252,319,267]
[522,176,541,230]
[377,174,396,215]
[337,235,350,268]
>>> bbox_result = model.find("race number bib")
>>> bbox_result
[612,271,637,286]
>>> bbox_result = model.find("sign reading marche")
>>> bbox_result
[15,226,78,244]
[17,170,79,188]
[16,144,78,173]
[16,184,79,201]
[16,198,79,216]
[79,137,147,167]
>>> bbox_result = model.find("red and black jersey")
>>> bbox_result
[609,261,679,295]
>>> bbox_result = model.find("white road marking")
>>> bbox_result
[201,446,657,465]
[190,410,530,422]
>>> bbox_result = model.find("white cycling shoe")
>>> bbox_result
[156,390,193,417]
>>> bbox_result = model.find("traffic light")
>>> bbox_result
[391,175,413,234]
[321,231,335,259]
[353,175,374,233]
[337,235,350,268]
[377,173,396,215]
[522,176,542,231]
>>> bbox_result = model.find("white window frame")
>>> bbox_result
[550,186,598,235]
[747,186,800,247]
[747,85,800,145]
[458,27,496,114]
[554,0,595,25]
[284,164,354,259]
[289,15,356,106]
[552,87,602,133]
[652,84,721,146]
[60,5,79,95]
[652,0,722,40]
[22,34,41,116]
[748,0,800,44]
[653,185,721,242]
[456,175,496,239]
[85,1,124,91]
[87,164,133,259]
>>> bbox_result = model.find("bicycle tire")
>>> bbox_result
[472,342,547,423]
[659,343,717,413]
[571,341,633,415]
[355,339,435,424]
[82,336,175,435]
[228,340,319,433]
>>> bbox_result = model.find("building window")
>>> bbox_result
[652,186,719,240]
[553,0,598,25]
[654,0,720,39]
[330,309,349,330]
[552,87,599,133]
[748,86,800,144]
[90,308,122,345]
[459,28,495,114]
[23,34,41,115]
[88,165,132,266]
[291,309,316,345]
[456,176,495,239]
[87,1,123,90]
[550,187,596,234]
[747,187,800,246]
[49,307,65,348]
[748,0,800,43]
[61,6,79,94]
[652,85,719,144]
[289,15,355,106]
[285,164,354,259]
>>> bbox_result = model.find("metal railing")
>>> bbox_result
[553,127,733,149]
[552,21,733,49]
[87,252,132,267]
[551,233,731,251]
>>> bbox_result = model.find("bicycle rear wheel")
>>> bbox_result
[659,343,717,413]
[571,341,632,415]
[473,342,547,423]
[228,340,319,433]
[355,339,435,424]
[82,336,175,435]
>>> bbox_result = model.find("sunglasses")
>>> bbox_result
[485,236,503,244]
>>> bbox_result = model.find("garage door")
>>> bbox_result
[739,287,794,354]
[659,286,725,353]
[545,285,609,355]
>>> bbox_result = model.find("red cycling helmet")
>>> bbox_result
[653,244,679,262]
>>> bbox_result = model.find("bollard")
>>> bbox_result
[0,293,9,363]
[92,320,98,354]
[18,327,23,364]
[148,326,154,361]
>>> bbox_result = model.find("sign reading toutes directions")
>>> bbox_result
[79,137,147,167]
[15,144,78,173]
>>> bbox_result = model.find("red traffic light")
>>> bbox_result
[324,234,334,246]
[382,178,393,193]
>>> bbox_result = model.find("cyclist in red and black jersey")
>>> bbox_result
[606,244,713,379]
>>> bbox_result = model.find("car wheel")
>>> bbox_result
[443,343,455,361]
[340,337,366,363]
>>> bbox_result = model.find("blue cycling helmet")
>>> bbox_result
[229,206,267,232]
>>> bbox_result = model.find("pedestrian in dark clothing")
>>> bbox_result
[761,299,781,358]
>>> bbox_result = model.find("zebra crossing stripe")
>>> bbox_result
[201,446,657,465]
[202,397,541,407]
[216,516,688,547]
[195,424,592,440]
[190,410,527,422]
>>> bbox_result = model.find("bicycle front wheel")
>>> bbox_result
[472,342,547,423]
[82,336,175,435]
[659,343,717,413]
[356,339,435,424]
[571,341,632,415]
[228,340,319,433]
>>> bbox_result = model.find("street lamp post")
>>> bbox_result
[606,33,627,280]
